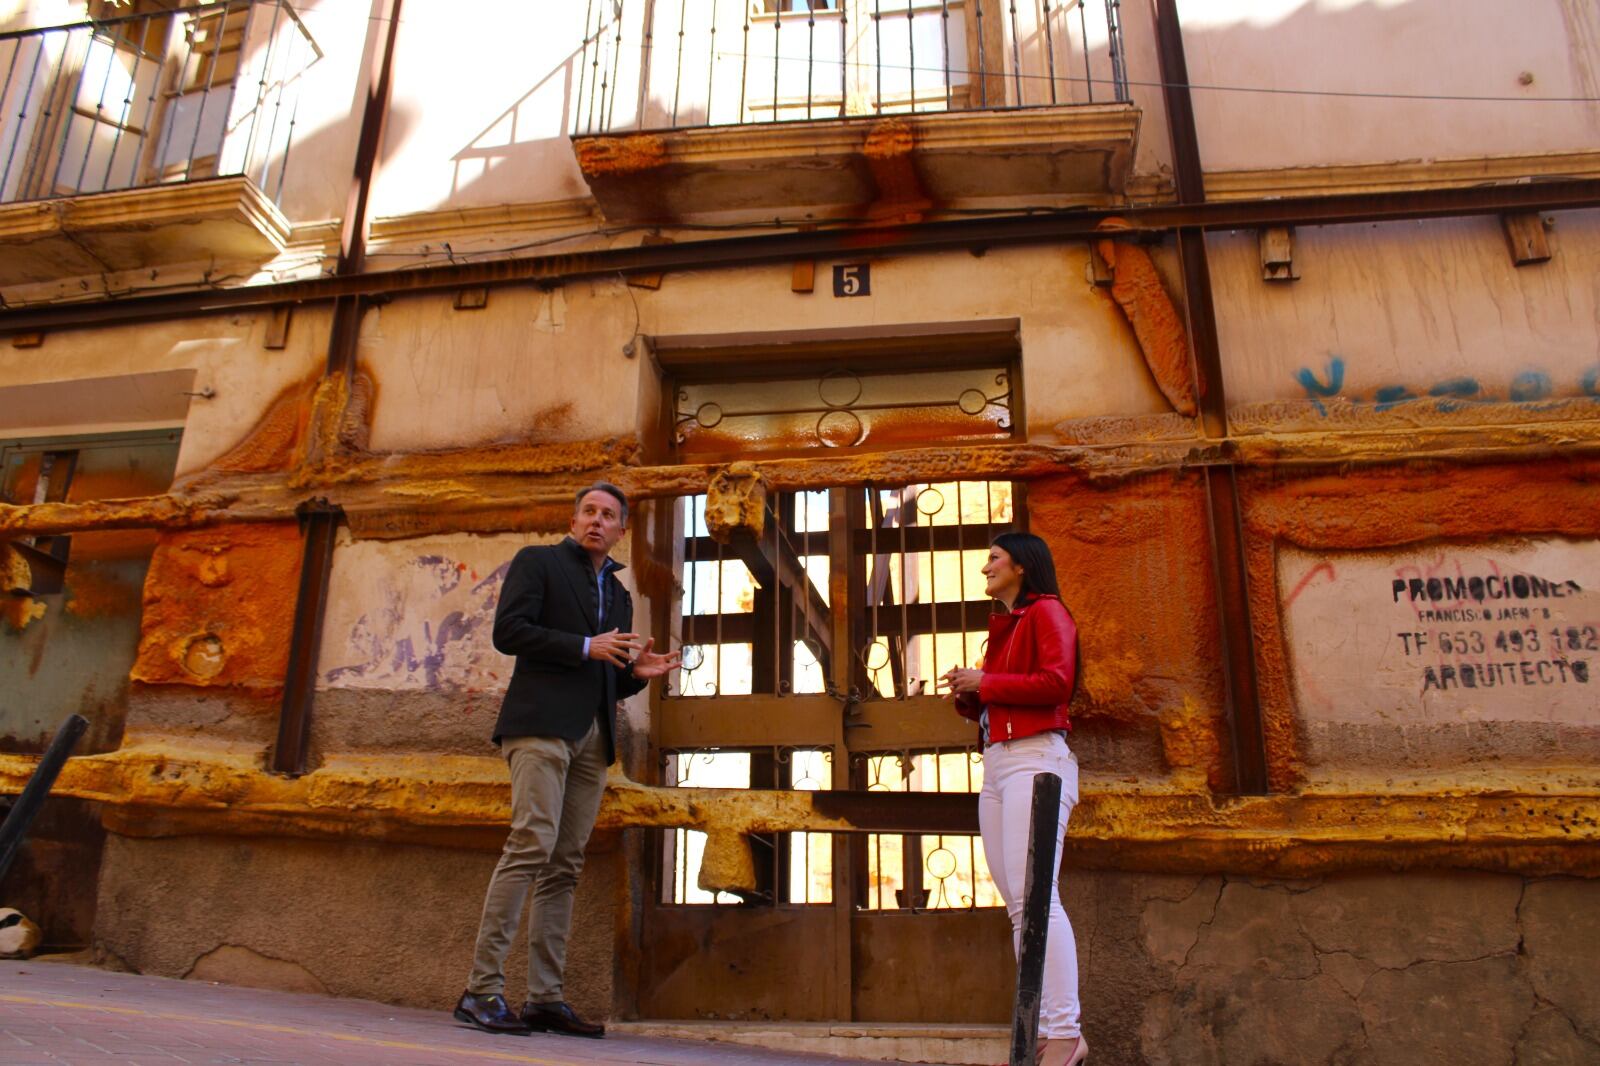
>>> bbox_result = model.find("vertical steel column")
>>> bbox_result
[271,0,402,776]
[1150,0,1269,794]
[272,498,341,774]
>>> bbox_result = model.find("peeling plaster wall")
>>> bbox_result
[348,247,1169,454]
[1028,471,1229,786]
[359,283,649,452]
[310,528,655,762]
[1279,539,1600,773]
[1210,210,1600,412]
[0,307,327,479]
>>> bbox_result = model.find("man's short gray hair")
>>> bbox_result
[574,482,629,525]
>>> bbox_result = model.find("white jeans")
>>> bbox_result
[979,730,1081,1039]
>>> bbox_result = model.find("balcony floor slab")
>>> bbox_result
[574,104,1140,225]
[0,176,290,287]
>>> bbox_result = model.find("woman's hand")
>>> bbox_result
[937,666,983,696]
[629,638,682,679]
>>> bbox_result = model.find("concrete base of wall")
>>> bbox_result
[92,832,1600,1065]
[91,831,622,1019]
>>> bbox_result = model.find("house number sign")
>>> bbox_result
[833,263,871,297]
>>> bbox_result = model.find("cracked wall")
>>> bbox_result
[1084,869,1600,1066]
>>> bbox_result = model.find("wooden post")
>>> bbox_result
[1009,771,1062,1066]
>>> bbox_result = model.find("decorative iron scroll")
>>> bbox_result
[674,368,1012,449]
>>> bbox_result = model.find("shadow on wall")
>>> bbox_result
[446,43,587,206]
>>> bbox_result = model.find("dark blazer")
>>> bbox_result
[490,537,646,764]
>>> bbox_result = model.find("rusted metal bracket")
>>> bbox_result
[1501,211,1552,266]
[1259,226,1298,281]
[264,305,293,349]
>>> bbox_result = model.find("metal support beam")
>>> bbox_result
[272,0,402,774]
[3,180,1599,337]
[272,499,343,776]
[1153,0,1269,794]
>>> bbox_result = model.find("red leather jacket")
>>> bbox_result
[955,594,1078,744]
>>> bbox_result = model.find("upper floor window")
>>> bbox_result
[0,0,316,204]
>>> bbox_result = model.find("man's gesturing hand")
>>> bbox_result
[629,638,682,679]
[588,628,644,667]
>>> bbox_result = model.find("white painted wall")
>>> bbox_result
[1178,0,1600,171]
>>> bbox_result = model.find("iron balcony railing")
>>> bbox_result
[0,0,319,207]
[576,0,1128,134]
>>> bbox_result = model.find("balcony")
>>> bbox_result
[0,1,317,287]
[571,0,1139,225]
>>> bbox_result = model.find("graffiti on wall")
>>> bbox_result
[314,536,554,692]
[1278,539,1599,725]
[1294,356,1600,414]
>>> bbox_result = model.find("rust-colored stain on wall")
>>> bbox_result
[574,134,669,176]
[1028,470,1230,785]
[210,374,318,474]
[132,523,304,690]
[1095,235,1197,417]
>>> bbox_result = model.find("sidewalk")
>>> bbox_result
[0,961,893,1066]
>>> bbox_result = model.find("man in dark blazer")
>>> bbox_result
[455,482,678,1038]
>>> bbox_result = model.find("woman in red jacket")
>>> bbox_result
[939,532,1084,1066]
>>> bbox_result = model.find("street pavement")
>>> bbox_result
[0,961,886,1066]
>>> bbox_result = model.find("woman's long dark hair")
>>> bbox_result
[991,531,1080,706]
[990,532,1060,601]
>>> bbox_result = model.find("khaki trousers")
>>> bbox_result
[466,720,608,1001]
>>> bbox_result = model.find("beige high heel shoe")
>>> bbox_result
[1036,1034,1088,1066]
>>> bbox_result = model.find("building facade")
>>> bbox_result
[2,0,1599,1061]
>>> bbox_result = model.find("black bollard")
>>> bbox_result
[0,713,89,887]
[1009,771,1063,1066]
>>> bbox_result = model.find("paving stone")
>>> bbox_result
[0,961,896,1066]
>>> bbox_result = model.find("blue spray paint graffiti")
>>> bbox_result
[1294,357,1600,410]
[1295,357,1345,415]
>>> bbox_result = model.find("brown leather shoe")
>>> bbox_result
[453,992,531,1035]
[522,1000,605,1038]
